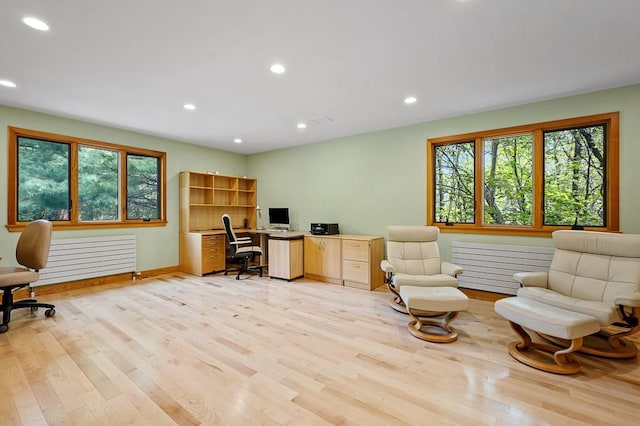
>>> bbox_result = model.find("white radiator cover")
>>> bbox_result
[451,241,554,295]
[36,235,136,286]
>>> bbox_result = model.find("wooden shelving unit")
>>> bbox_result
[179,171,258,276]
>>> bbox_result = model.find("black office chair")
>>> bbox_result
[222,214,263,280]
[0,219,56,333]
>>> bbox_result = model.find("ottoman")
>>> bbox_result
[495,297,600,374]
[399,286,469,343]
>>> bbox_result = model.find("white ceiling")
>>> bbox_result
[1,1,639,155]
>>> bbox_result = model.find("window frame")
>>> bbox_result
[426,112,619,236]
[7,127,167,231]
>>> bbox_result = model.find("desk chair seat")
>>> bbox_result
[0,220,55,333]
[222,214,264,280]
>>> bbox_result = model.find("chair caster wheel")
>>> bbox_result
[31,306,38,313]
[45,308,56,317]
[0,324,8,333]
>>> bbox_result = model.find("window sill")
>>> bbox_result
[6,221,167,232]
[433,224,616,237]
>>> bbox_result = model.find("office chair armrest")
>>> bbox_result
[231,237,253,245]
[441,261,463,277]
[513,271,548,288]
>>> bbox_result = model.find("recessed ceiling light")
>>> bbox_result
[183,103,196,110]
[0,79,17,88]
[22,16,49,31]
[233,138,243,144]
[270,63,286,74]
[297,123,307,129]
[404,96,417,104]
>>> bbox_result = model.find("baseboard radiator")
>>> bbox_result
[451,241,554,295]
[36,235,137,287]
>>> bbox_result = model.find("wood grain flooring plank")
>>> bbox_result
[0,272,637,425]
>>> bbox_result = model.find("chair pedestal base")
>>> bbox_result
[538,331,638,359]
[508,322,583,375]
[407,310,460,343]
[1,285,56,334]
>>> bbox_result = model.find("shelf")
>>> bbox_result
[180,171,259,275]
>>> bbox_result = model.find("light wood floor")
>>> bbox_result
[1,273,639,425]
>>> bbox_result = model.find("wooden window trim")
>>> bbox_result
[426,112,619,237]
[7,127,167,232]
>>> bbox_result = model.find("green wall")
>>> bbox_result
[1,84,639,272]
[248,84,640,259]
[0,105,248,271]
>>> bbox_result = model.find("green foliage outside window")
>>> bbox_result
[18,137,70,222]
[10,128,165,229]
[78,146,119,221]
[434,142,475,223]
[544,126,605,226]
[126,154,160,220]
[484,135,533,225]
[428,113,616,233]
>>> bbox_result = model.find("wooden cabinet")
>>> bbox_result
[304,234,384,290]
[269,237,304,281]
[179,171,257,276]
[304,236,342,284]
[180,233,225,276]
[341,237,384,290]
[201,235,226,273]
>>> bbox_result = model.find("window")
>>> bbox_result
[426,112,619,236]
[8,127,167,231]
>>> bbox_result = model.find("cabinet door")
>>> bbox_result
[320,238,341,280]
[304,236,324,276]
[269,239,288,278]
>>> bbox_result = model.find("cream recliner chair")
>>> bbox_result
[380,225,463,313]
[514,230,640,358]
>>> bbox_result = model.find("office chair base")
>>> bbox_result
[1,287,56,333]
[225,265,264,280]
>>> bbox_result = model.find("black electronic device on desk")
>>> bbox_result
[310,223,339,235]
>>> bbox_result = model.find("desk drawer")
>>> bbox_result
[342,259,369,284]
[202,235,225,272]
[342,239,369,262]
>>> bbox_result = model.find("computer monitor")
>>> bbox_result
[268,207,290,230]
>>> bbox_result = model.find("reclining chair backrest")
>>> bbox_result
[386,226,442,275]
[550,230,640,303]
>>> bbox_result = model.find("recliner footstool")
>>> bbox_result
[495,297,600,374]
[399,286,469,343]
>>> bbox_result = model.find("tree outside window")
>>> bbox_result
[434,142,475,223]
[483,134,533,226]
[78,146,119,221]
[427,112,618,236]
[544,126,605,227]
[126,154,160,220]
[8,127,166,231]
[17,137,70,222]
